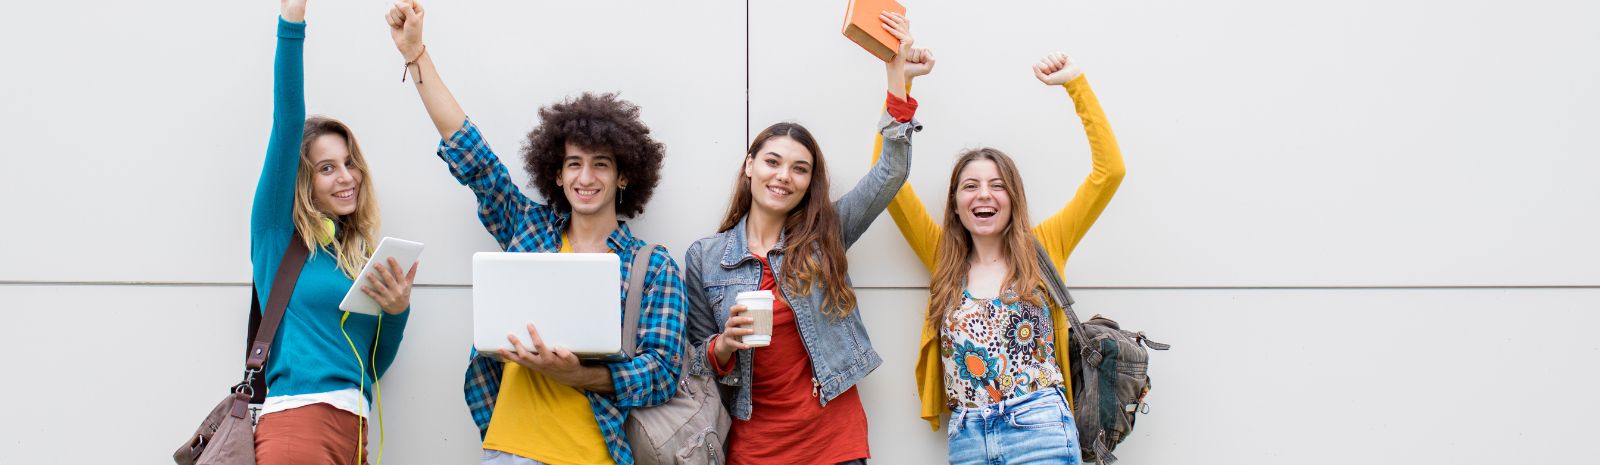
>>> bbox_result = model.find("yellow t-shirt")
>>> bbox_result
[482,235,615,465]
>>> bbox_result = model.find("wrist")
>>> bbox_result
[402,44,426,62]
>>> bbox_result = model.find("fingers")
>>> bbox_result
[507,332,535,360]
[367,264,392,296]
[550,346,580,365]
[878,11,912,46]
[401,1,421,21]
[525,323,548,355]
[405,262,419,284]
[385,257,405,284]
[387,3,406,28]
[722,317,755,333]
[729,304,748,316]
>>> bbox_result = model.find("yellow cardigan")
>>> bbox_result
[871,75,1125,431]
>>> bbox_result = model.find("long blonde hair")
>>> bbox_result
[926,148,1045,328]
[292,116,379,279]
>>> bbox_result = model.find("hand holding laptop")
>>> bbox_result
[500,323,609,391]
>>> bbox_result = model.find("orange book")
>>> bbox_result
[842,0,906,62]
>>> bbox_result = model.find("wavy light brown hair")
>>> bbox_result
[926,148,1045,328]
[293,116,379,279]
[522,92,665,218]
[718,122,857,318]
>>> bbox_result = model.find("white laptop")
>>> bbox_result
[472,252,625,362]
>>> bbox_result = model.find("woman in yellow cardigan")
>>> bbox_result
[872,52,1124,464]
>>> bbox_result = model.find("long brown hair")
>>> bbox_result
[293,116,380,279]
[717,122,857,318]
[926,148,1045,328]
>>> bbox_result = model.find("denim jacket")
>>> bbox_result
[683,112,918,420]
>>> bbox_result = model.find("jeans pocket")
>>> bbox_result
[1008,402,1067,430]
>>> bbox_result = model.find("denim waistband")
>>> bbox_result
[953,385,1067,424]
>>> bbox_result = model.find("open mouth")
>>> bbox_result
[333,188,356,200]
[972,206,997,219]
[574,188,601,201]
[766,185,793,198]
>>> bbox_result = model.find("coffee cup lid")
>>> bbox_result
[735,290,774,301]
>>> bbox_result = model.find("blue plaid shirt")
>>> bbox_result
[442,119,686,465]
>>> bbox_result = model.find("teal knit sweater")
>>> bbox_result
[250,17,408,401]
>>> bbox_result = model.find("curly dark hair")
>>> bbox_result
[521,92,665,218]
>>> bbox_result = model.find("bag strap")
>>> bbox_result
[621,244,662,355]
[1032,239,1169,352]
[1032,239,1093,355]
[246,235,311,373]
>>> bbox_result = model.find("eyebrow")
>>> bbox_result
[565,154,614,163]
[763,152,811,167]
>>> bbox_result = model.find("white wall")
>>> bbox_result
[1,1,1597,464]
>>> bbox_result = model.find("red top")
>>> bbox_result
[714,254,870,465]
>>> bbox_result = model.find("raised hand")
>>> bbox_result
[281,0,306,23]
[386,1,426,61]
[902,47,935,80]
[1033,52,1083,86]
[880,11,920,98]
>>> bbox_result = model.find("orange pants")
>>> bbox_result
[255,403,370,465]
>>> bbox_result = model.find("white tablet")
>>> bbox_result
[339,237,425,315]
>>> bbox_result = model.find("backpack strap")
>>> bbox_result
[1032,239,1094,359]
[621,244,662,355]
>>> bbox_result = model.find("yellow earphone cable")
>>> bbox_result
[339,312,368,465]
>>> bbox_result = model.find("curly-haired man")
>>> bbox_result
[387,3,684,464]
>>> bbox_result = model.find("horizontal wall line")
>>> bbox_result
[1,280,1596,291]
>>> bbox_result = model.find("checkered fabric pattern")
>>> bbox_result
[444,118,686,465]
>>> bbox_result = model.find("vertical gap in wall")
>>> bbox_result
[744,0,750,142]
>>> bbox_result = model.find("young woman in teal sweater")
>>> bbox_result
[251,1,417,464]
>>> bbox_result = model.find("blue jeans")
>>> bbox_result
[947,388,1082,465]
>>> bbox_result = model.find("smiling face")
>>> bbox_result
[743,135,814,217]
[556,141,625,218]
[307,133,363,217]
[953,159,1012,240]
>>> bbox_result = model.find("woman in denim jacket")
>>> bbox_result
[681,12,929,465]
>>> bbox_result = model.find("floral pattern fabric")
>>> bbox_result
[941,290,1064,408]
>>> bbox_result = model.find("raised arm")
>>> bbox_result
[386,1,548,248]
[387,0,465,139]
[835,11,929,248]
[867,12,940,270]
[1029,53,1126,270]
[251,0,309,239]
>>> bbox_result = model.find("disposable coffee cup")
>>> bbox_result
[735,290,775,347]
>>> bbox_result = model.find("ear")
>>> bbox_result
[617,175,629,190]
[743,156,755,178]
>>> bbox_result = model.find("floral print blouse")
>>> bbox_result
[941,289,1064,408]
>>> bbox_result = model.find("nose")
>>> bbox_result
[774,166,791,184]
[577,165,598,186]
[334,165,355,186]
